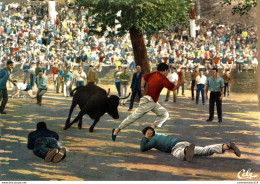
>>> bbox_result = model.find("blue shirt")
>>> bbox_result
[63,72,73,82]
[57,69,64,76]
[0,68,10,89]
[36,76,48,90]
[23,65,30,73]
[206,76,224,92]
[140,134,181,153]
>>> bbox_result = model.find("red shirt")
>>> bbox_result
[143,72,175,103]
[51,67,59,74]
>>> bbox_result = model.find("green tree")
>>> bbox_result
[77,0,191,73]
[220,0,257,16]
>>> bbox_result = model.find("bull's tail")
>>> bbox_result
[70,86,84,96]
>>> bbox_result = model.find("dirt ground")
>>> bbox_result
[0,82,259,181]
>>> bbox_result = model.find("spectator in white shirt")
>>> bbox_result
[195,70,207,105]
[165,66,178,102]
[75,66,86,87]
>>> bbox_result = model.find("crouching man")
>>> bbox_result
[140,127,241,162]
[27,122,66,163]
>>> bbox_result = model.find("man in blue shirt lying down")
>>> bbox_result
[140,127,241,162]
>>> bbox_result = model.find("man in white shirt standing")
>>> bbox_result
[75,66,86,87]
[165,66,178,102]
[195,69,207,105]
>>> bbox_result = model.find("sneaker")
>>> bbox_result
[52,147,67,163]
[44,148,59,162]
[0,111,7,114]
[185,144,195,162]
[218,120,223,123]
[206,119,213,122]
[128,109,132,111]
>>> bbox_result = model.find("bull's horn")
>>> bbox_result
[106,88,110,96]
[119,93,131,100]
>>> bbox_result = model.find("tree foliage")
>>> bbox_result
[220,0,257,16]
[76,0,191,38]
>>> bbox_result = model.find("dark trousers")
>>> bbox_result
[37,89,47,103]
[33,137,60,159]
[209,92,222,121]
[129,89,143,109]
[224,83,230,97]
[30,74,36,88]
[196,84,205,104]
[191,80,196,99]
[115,82,121,97]
[0,88,8,112]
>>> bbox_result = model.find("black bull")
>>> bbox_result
[63,84,130,132]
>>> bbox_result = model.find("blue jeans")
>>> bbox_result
[129,89,143,109]
[115,82,121,97]
[76,81,84,87]
[33,137,60,159]
[196,84,205,104]
[177,83,184,95]
[129,62,136,71]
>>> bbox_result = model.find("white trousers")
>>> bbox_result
[64,81,71,97]
[118,95,169,129]
[171,141,223,161]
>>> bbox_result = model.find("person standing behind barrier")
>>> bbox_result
[128,65,143,111]
[177,67,187,96]
[51,62,59,90]
[36,71,48,106]
[165,66,178,103]
[63,67,73,97]
[75,66,86,87]
[114,66,122,97]
[119,67,131,105]
[206,68,224,123]
[223,69,232,98]
[56,65,64,93]
[23,61,30,84]
[29,62,36,88]
[71,66,78,88]
[0,60,15,114]
[191,67,199,100]
[195,69,207,105]
[87,65,99,85]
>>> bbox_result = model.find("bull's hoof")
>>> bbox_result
[63,123,71,130]
[89,128,94,133]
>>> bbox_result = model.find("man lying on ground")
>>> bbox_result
[27,122,66,163]
[140,127,241,162]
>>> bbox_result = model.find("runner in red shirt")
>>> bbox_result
[112,63,184,141]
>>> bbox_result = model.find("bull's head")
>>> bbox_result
[107,93,131,119]
[107,95,120,119]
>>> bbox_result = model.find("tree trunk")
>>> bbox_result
[129,26,150,74]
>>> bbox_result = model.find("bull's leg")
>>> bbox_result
[78,116,83,130]
[89,118,100,133]
[64,100,78,130]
